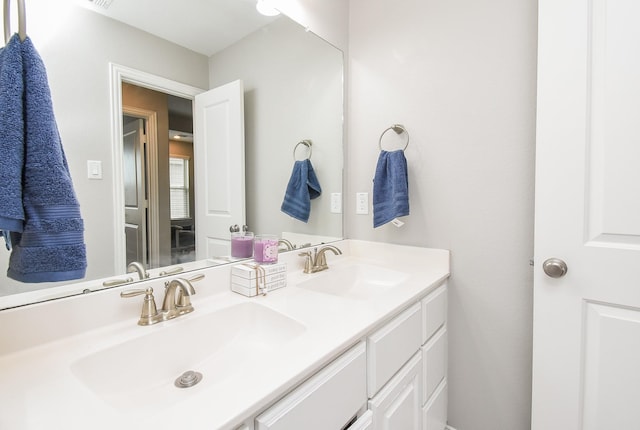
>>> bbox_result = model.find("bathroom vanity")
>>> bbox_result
[0,240,449,430]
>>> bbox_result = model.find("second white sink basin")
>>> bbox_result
[297,263,409,300]
[71,302,305,411]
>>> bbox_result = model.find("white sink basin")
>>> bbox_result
[297,263,409,300]
[71,302,305,411]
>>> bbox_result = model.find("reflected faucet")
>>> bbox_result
[278,238,294,251]
[127,261,149,280]
[299,245,342,273]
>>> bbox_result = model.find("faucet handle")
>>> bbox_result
[298,251,313,274]
[159,266,184,277]
[103,277,134,287]
[176,274,204,307]
[120,287,160,326]
[187,273,205,283]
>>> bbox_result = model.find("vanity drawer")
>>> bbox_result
[255,342,367,430]
[367,302,422,397]
[422,326,447,404]
[422,381,447,430]
[422,283,447,344]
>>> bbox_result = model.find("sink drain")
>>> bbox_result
[174,370,203,388]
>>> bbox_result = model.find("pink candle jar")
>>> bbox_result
[254,234,279,264]
[231,232,254,258]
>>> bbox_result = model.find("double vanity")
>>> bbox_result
[0,240,449,430]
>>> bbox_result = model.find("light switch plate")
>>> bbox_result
[87,160,103,180]
[331,193,342,213]
[356,192,369,214]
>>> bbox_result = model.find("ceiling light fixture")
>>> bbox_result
[256,0,280,17]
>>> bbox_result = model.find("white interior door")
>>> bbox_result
[123,118,148,266]
[194,80,245,259]
[532,0,640,428]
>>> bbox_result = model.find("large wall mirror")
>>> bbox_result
[0,0,344,310]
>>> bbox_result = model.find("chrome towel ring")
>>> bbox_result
[293,139,312,160]
[3,0,27,44]
[379,124,409,151]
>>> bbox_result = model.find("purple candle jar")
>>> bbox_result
[231,232,254,258]
[254,234,279,264]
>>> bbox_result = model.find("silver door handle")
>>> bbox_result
[542,258,568,278]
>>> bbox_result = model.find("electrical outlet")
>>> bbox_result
[331,193,342,213]
[356,192,369,214]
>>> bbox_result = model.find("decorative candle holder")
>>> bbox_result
[231,232,254,258]
[254,234,279,264]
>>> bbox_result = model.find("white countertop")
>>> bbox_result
[0,240,449,430]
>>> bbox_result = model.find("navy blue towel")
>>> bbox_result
[373,150,409,228]
[0,35,25,240]
[281,159,322,223]
[3,35,87,283]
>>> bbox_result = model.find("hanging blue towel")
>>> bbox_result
[373,150,409,228]
[0,35,25,244]
[281,159,322,223]
[4,35,87,283]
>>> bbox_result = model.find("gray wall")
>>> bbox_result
[347,0,537,429]
[208,17,344,241]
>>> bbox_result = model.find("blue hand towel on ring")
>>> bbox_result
[5,35,87,283]
[281,159,322,223]
[373,150,409,228]
[0,34,25,246]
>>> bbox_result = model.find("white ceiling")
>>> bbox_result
[80,0,278,57]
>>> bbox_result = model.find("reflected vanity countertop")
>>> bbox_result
[0,240,450,430]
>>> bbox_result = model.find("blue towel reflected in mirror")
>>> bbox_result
[281,159,322,223]
[0,35,86,283]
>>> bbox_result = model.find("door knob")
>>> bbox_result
[542,258,568,278]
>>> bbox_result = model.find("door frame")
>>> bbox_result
[109,63,204,274]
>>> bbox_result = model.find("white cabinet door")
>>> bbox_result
[256,342,367,430]
[194,79,245,259]
[422,327,446,405]
[347,411,373,430]
[533,0,640,428]
[369,352,422,430]
[122,118,148,267]
[423,382,447,430]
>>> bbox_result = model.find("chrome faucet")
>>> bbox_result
[161,277,197,320]
[298,245,342,273]
[120,274,203,325]
[127,261,149,280]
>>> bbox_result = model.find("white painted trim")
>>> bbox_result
[109,63,205,274]
[445,425,458,430]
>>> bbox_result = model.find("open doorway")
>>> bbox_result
[121,83,195,268]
